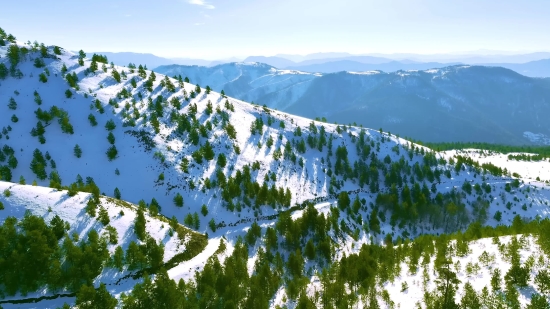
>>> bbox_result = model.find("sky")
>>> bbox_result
[1,0,550,59]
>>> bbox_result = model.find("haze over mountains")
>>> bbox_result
[156,63,550,146]
[94,51,550,78]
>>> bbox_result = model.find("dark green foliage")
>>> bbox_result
[112,69,121,83]
[65,89,72,98]
[114,187,121,199]
[105,119,116,131]
[88,114,98,126]
[30,148,47,180]
[33,91,42,105]
[65,72,78,88]
[107,132,115,144]
[98,207,110,225]
[0,63,8,79]
[217,153,227,167]
[7,44,20,66]
[39,73,48,83]
[91,53,108,63]
[75,283,117,309]
[225,123,237,139]
[8,98,17,110]
[201,204,208,216]
[0,214,109,296]
[74,144,82,158]
[53,46,62,55]
[173,193,184,207]
[209,218,216,232]
[134,208,146,241]
[106,145,118,161]
[34,58,46,68]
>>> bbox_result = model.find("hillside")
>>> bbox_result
[155,62,320,110]
[1,29,550,308]
[156,63,550,145]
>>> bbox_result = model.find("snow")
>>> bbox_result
[2,41,550,308]
[0,180,201,307]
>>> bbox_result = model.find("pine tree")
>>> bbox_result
[173,193,184,207]
[8,97,17,110]
[73,144,82,158]
[90,60,98,72]
[114,187,121,199]
[134,208,146,241]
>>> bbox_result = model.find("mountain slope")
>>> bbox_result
[156,62,550,145]
[155,62,320,110]
[3,33,550,308]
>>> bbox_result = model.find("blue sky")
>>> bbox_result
[2,0,549,59]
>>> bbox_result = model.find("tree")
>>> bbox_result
[201,204,208,216]
[53,46,62,55]
[460,282,481,309]
[106,145,118,161]
[435,261,460,309]
[0,63,8,79]
[535,269,550,295]
[173,193,184,207]
[39,73,48,83]
[134,208,146,241]
[75,283,117,309]
[112,246,124,271]
[114,187,121,199]
[209,218,217,232]
[528,294,550,309]
[98,207,110,225]
[7,44,20,66]
[338,191,350,210]
[217,153,227,168]
[105,119,116,131]
[107,132,115,145]
[111,69,121,83]
[88,114,98,126]
[90,60,98,72]
[74,144,82,158]
[65,89,72,98]
[8,97,17,110]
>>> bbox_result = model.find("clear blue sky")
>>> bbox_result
[2,0,549,59]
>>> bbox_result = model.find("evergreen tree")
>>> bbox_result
[114,187,121,199]
[134,208,146,241]
[73,144,82,158]
[173,193,184,207]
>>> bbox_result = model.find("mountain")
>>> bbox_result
[285,60,462,73]
[156,63,550,145]
[155,62,321,110]
[2,31,550,308]
[488,59,550,78]
[243,56,296,68]
[90,52,178,69]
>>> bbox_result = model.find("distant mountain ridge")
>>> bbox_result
[156,63,550,145]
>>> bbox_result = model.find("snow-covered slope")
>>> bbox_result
[0,180,205,306]
[2,34,550,308]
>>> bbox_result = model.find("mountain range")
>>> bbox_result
[156,63,550,145]
[91,51,550,78]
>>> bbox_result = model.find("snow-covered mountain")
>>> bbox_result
[155,62,320,111]
[156,63,550,145]
[2,30,550,308]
